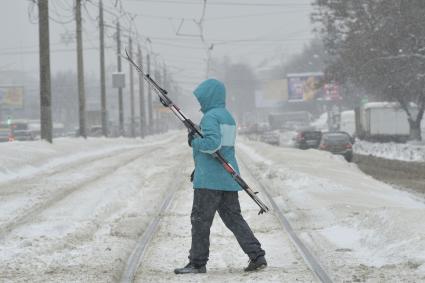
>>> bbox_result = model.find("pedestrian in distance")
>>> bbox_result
[174,79,267,274]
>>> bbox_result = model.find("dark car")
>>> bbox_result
[294,130,322,149]
[319,131,354,162]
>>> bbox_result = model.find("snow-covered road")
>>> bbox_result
[1,131,424,282]
[0,132,193,282]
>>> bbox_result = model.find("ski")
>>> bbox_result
[124,50,269,215]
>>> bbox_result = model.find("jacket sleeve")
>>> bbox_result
[191,114,221,154]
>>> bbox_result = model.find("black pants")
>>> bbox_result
[188,189,265,267]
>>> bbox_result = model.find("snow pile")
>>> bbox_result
[310,112,328,131]
[0,131,193,282]
[277,130,297,147]
[354,140,425,162]
[238,138,425,281]
[0,132,177,184]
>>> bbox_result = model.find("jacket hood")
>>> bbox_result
[193,79,226,113]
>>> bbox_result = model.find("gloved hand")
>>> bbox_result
[188,130,196,147]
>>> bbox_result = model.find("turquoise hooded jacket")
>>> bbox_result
[191,79,241,191]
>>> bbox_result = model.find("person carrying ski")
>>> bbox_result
[174,79,267,274]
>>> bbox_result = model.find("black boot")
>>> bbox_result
[174,263,207,274]
[244,256,267,272]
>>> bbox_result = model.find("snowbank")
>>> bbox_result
[0,132,177,184]
[354,140,425,162]
[0,131,193,282]
[238,138,425,281]
[311,112,328,131]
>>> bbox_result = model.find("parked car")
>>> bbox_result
[88,125,103,137]
[13,129,35,141]
[319,131,354,162]
[260,131,280,146]
[11,122,35,141]
[294,129,322,149]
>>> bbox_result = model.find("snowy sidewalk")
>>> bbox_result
[134,161,315,282]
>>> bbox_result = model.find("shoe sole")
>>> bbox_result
[244,263,267,272]
[175,271,206,275]
[174,269,207,274]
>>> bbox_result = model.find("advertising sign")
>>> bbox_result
[287,73,323,102]
[323,83,342,101]
[0,86,24,109]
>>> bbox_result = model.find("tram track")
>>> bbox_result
[0,144,164,239]
[238,155,333,283]
[120,147,333,282]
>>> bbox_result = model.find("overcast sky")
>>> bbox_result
[0,0,314,94]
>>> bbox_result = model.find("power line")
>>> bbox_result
[127,9,308,21]
[205,10,310,21]
[0,46,114,57]
[125,0,311,7]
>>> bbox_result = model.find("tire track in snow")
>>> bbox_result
[0,138,193,282]
[0,145,164,238]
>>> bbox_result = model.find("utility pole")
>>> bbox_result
[99,0,107,136]
[76,0,86,138]
[38,0,52,143]
[153,69,159,134]
[128,37,135,137]
[137,45,146,138]
[147,53,153,135]
[116,21,124,136]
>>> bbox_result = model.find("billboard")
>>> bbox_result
[0,86,25,109]
[287,73,323,102]
[323,83,342,101]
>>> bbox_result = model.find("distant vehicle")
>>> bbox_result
[11,122,35,141]
[294,129,322,149]
[268,111,311,130]
[319,131,354,162]
[357,102,417,142]
[260,131,280,146]
[88,125,103,137]
[340,110,355,137]
[0,128,12,142]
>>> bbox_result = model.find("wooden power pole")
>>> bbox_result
[147,53,153,134]
[137,45,146,138]
[38,0,53,143]
[116,21,124,136]
[75,0,86,138]
[99,0,107,136]
[128,37,135,137]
